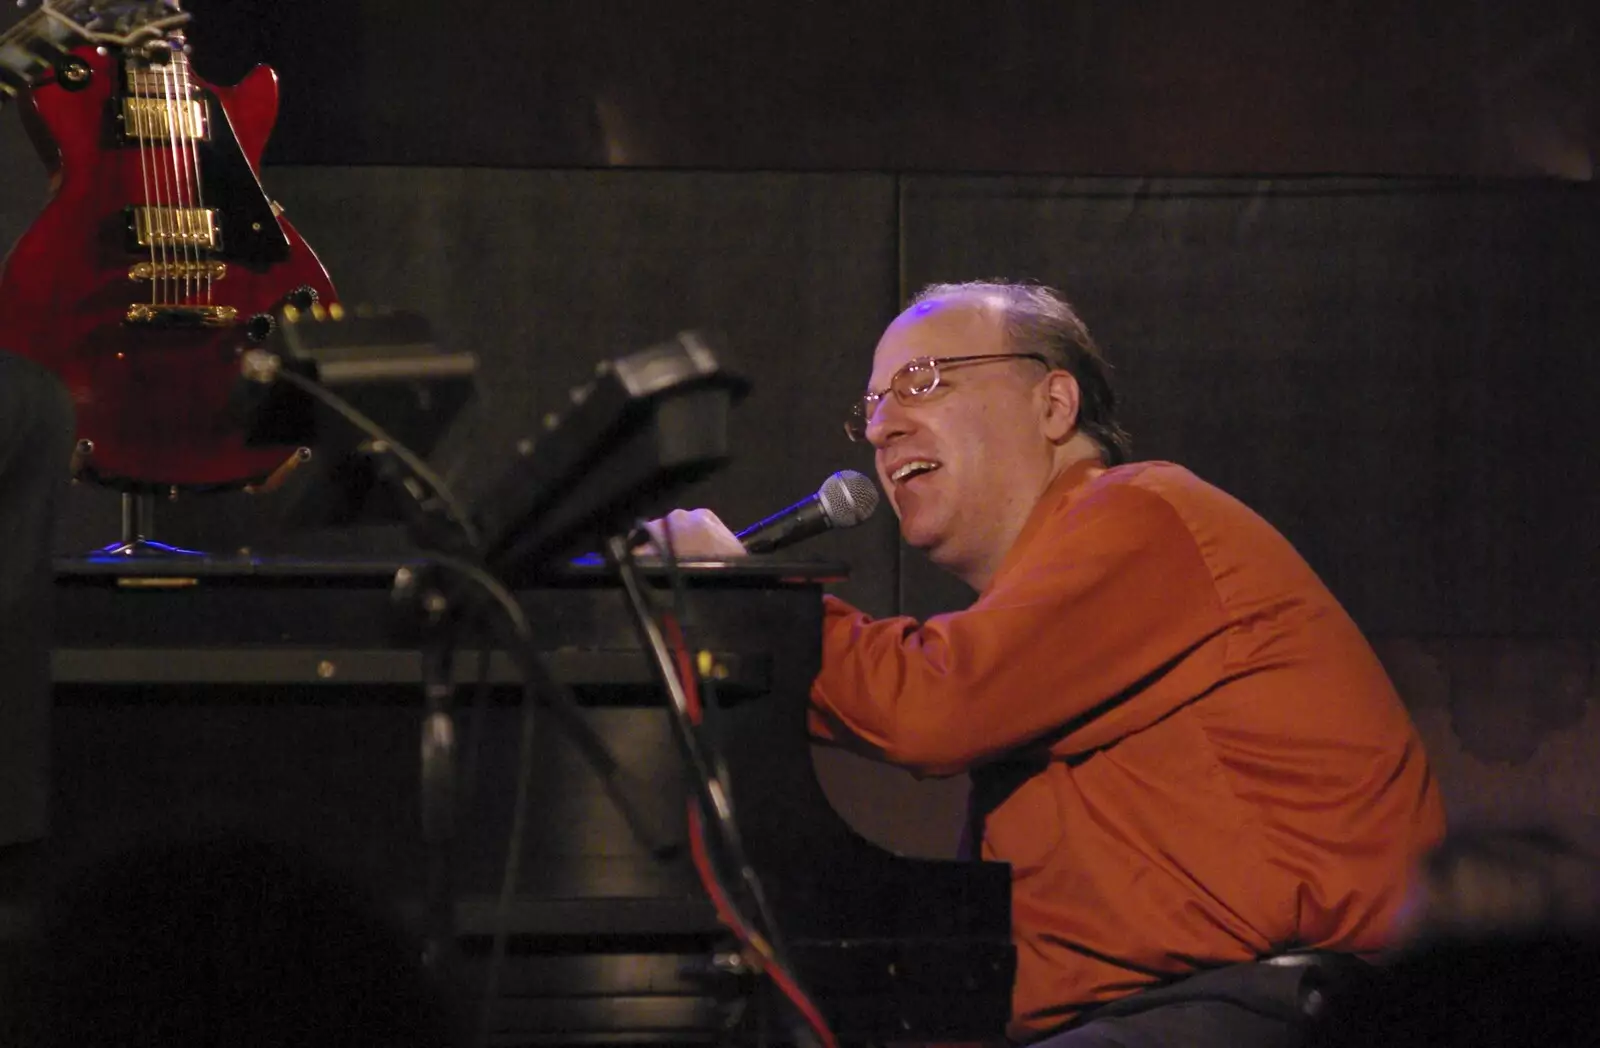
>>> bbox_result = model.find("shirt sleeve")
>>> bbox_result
[809,482,1230,775]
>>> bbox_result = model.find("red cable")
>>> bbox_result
[687,804,839,1048]
[660,612,838,1048]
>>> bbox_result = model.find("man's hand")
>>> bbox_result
[638,509,748,560]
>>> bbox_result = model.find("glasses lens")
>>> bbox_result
[892,359,939,400]
[844,397,871,441]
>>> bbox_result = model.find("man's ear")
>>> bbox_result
[1040,370,1081,443]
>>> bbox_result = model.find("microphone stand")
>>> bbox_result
[233,334,486,980]
[418,606,461,974]
[373,447,685,985]
[369,448,476,979]
[237,331,740,1038]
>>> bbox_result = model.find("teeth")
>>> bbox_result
[891,460,939,483]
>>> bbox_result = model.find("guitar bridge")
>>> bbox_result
[129,261,228,282]
[125,304,238,328]
[127,206,221,251]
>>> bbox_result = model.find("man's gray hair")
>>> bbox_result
[911,281,1133,466]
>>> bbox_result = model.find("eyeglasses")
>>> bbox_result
[843,353,1049,442]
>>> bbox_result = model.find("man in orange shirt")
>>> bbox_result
[650,281,1446,1046]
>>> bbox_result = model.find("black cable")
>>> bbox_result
[643,521,788,962]
[268,369,677,858]
[624,523,789,959]
[422,552,683,1048]
[416,555,541,1048]
[457,643,495,807]
[269,366,483,552]
[605,534,828,1048]
[604,534,732,837]
[255,369,696,1042]
[258,367,490,1023]
[252,369,527,1041]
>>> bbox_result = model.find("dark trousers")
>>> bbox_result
[0,352,74,847]
[1028,955,1360,1048]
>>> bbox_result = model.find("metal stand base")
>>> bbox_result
[94,493,207,558]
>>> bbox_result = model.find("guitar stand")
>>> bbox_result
[94,491,208,558]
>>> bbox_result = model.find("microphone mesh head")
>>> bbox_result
[817,470,881,527]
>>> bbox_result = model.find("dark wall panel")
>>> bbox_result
[221,167,959,858]
[162,0,1597,178]
[1,144,959,855]
[899,177,1600,637]
[266,167,901,619]
[0,146,905,615]
[8,79,1599,855]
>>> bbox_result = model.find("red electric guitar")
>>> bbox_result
[0,0,338,490]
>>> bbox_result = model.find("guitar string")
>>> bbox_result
[154,50,173,304]
[149,51,176,307]
[174,47,203,304]
[133,53,159,309]
[166,52,189,303]
[161,50,190,304]
[172,49,195,304]
[157,54,178,303]
[150,55,168,304]
[177,46,211,305]
[141,55,161,302]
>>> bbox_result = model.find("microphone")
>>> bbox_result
[736,470,880,554]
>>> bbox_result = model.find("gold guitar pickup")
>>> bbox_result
[127,206,220,251]
[121,96,209,142]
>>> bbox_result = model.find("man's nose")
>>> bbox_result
[865,395,910,447]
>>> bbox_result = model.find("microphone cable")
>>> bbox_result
[419,551,680,1048]
[606,528,838,1048]
[415,553,544,1048]
[252,366,678,1048]
[266,366,483,553]
[423,551,686,1048]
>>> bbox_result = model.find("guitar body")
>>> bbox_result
[0,44,338,489]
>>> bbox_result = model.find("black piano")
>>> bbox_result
[51,554,1014,1045]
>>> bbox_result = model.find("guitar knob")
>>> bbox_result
[245,313,276,343]
[286,286,320,311]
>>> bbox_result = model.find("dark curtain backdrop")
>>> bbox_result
[8,162,1592,635]
[165,0,1599,178]
[899,178,1600,637]
[3,115,1598,855]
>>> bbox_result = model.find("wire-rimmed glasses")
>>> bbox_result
[843,353,1049,442]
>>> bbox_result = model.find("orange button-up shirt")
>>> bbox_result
[810,460,1446,1041]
